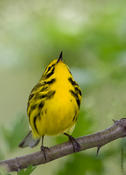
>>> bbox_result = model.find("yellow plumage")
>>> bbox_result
[19,52,82,149]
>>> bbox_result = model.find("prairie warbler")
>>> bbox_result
[19,52,82,157]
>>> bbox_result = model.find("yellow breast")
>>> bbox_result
[27,58,82,138]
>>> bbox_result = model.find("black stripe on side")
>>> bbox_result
[45,67,55,79]
[28,104,37,117]
[46,90,56,99]
[38,102,44,109]
[30,104,37,111]
[72,114,76,121]
[68,77,78,86]
[75,87,82,96]
[39,90,56,99]
[44,78,56,85]
[72,110,77,121]
[31,83,42,93]
[40,86,48,92]
[33,115,39,134]
[47,64,56,72]
[69,90,80,108]
[29,93,34,101]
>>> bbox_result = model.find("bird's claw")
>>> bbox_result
[40,146,49,160]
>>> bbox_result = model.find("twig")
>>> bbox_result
[0,118,126,172]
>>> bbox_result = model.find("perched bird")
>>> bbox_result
[19,52,82,158]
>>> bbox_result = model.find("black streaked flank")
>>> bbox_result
[31,104,37,111]
[72,114,76,121]
[38,93,48,99]
[44,78,56,85]
[73,110,77,121]
[40,86,48,92]
[28,104,37,117]
[75,87,82,96]
[29,94,34,101]
[31,83,42,93]
[68,77,78,86]
[33,116,39,134]
[38,102,44,109]
[38,90,56,100]
[46,90,56,99]
[69,90,80,108]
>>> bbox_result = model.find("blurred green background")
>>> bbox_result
[0,0,126,174]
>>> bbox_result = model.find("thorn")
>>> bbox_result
[96,146,101,156]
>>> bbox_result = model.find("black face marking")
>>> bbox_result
[33,116,39,134]
[69,90,80,108]
[68,77,78,86]
[44,78,56,85]
[45,67,55,79]
[38,102,44,109]
[75,87,82,96]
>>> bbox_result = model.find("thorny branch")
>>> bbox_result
[0,118,126,172]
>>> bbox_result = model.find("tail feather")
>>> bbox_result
[19,131,40,148]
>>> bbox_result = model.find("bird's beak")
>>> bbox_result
[57,51,63,63]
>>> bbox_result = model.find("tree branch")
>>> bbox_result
[0,118,126,172]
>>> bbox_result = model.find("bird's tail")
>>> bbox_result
[19,131,40,148]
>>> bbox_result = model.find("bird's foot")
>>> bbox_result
[64,133,81,152]
[69,135,81,152]
[40,146,49,161]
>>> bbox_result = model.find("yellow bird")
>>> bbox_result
[19,52,82,158]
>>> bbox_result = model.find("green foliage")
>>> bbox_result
[55,153,104,175]
[0,150,5,161]
[17,165,36,175]
[0,1,126,175]
[0,167,12,175]
[73,109,94,137]
[1,115,29,151]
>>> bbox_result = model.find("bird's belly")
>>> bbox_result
[37,93,78,136]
